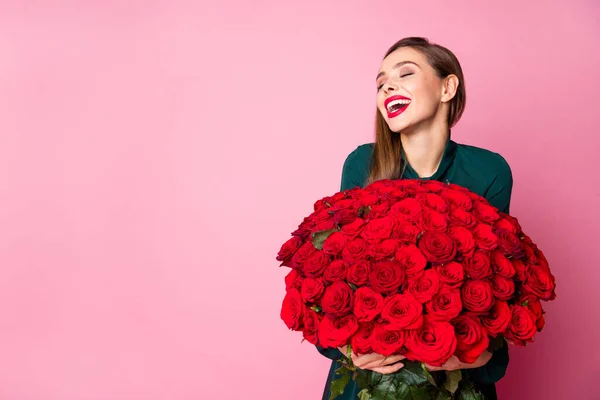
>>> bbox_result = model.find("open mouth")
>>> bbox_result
[387,99,411,114]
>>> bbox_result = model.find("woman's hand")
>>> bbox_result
[424,351,493,372]
[337,346,406,375]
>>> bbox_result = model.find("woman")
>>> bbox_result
[316,37,512,399]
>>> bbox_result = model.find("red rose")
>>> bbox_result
[496,229,524,258]
[289,241,317,269]
[472,201,500,223]
[490,275,515,301]
[494,214,521,234]
[491,250,516,278]
[434,262,465,288]
[426,287,462,321]
[369,261,406,294]
[504,305,537,346]
[304,251,331,278]
[360,216,397,242]
[368,239,398,260]
[416,192,449,213]
[322,281,354,316]
[451,316,490,364]
[519,294,545,331]
[371,323,405,356]
[277,236,303,266]
[323,260,349,284]
[302,309,320,345]
[417,209,449,232]
[332,208,358,225]
[285,269,303,291]
[511,259,528,282]
[441,189,473,210]
[448,208,477,229]
[353,287,384,322]
[311,209,333,225]
[405,316,457,366]
[300,277,325,303]
[462,280,494,313]
[281,288,303,330]
[462,250,492,280]
[448,226,475,257]
[369,202,392,219]
[418,231,457,264]
[480,300,511,336]
[341,238,369,262]
[291,219,314,240]
[472,224,498,251]
[351,321,376,355]
[322,232,349,256]
[340,218,366,239]
[346,260,371,286]
[357,193,380,207]
[395,244,427,278]
[318,314,359,348]
[390,198,422,221]
[390,219,420,243]
[313,220,336,232]
[523,265,557,301]
[381,293,424,330]
[408,269,441,303]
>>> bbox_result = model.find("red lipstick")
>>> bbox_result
[384,95,411,118]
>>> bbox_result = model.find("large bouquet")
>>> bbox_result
[277,179,556,400]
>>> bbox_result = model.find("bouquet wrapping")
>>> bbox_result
[278,179,556,400]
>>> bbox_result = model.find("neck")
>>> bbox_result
[400,122,450,178]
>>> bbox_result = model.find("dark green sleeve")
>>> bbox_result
[483,154,513,214]
[468,155,513,384]
[315,145,371,360]
[340,144,371,191]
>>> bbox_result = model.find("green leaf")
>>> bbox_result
[420,363,438,388]
[354,368,371,390]
[457,380,484,400]
[335,365,351,376]
[312,228,337,250]
[444,370,462,394]
[358,388,372,400]
[435,390,453,400]
[371,376,408,400]
[310,305,322,313]
[329,374,350,400]
[394,360,428,386]
[349,283,358,291]
[409,385,431,400]
[522,300,529,307]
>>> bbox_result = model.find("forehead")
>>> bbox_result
[378,47,426,73]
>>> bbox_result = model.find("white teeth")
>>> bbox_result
[387,99,411,112]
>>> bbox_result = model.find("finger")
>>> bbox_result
[369,362,404,375]
[354,352,404,368]
[361,355,406,369]
[353,352,386,367]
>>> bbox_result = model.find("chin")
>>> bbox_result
[386,119,411,133]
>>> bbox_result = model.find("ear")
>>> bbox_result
[441,75,459,103]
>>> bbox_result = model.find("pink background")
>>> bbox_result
[0,1,598,399]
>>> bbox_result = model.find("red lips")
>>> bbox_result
[384,95,411,119]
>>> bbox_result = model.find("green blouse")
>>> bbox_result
[317,138,513,400]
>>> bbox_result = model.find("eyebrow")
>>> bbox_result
[376,61,420,81]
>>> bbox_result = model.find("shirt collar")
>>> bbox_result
[401,135,457,180]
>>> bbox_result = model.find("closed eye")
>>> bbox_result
[376,73,414,91]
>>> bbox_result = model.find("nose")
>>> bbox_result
[382,81,397,93]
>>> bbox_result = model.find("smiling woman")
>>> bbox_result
[315,37,512,400]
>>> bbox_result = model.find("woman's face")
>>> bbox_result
[375,47,449,134]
